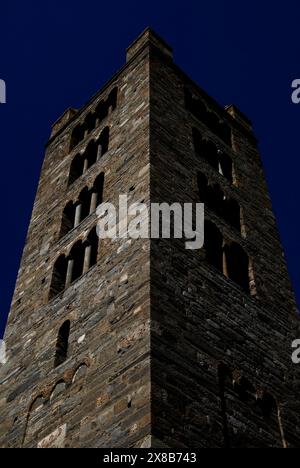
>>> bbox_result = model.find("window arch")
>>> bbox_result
[30,395,45,413]
[85,140,98,169]
[70,124,85,151]
[59,201,75,238]
[50,225,100,301]
[50,380,67,401]
[185,88,207,121]
[68,128,109,186]
[93,172,104,199]
[107,87,118,112]
[206,111,220,136]
[193,129,233,182]
[86,227,99,269]
[186,88,232,146]
[98,126,110,157]
[223,198,241,232]
[204,222,251,293]
[59,173,104,241]
[69,241,85,283]
[72,364,88,383]
[206,183,224,216]
[84,112,96,135]
[69,88,117,152]
[78,187,92,223]
[68,153,85,186]
[203,140,219,170]
[219,151,233,183]
[218,364,283,448]
[54,321,70,368]
[49,255,68,300]
[218,121,232,147]
[197,171,241,232]
[224,242,249,293]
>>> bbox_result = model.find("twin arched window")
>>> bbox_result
[204,220,250,293]
[68,127,109,186]
[49,226,99,300]
[198,172,241,232]
[185,89,232,147]
[69,87,117,151]
[193,128,233,183]
[218,364,281,448]
[60,173,104,239]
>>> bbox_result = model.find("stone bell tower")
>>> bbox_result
[0,29,299,448]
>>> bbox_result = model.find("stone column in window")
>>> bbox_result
[223,243,228,278]
[83,157,89,173]
[83,244,92,274]
[90,191,98,215]
[65,258,74,288]
[97,144,103,161]
[74,203,82,228]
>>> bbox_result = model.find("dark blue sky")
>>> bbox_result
[1,1,299,337]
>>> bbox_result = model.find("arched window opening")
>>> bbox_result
[50,380,67,401]
[193,129,233,182]
[69,241,85,283]
[218,121,232,147]
[206,112,220,136]
[107,87,118,112]
[257,393,277,420]
[72,364,88,383]
[87,227,99,269]
[204,221,223,272]
[219,152,233,183]
[70,124,85,151]
[204,141,219,170]
[95,100,107,123]
[30,396,45,413]
[223,198,241,232]
[85,112,96,135]
[218,364,284,448]
[206,183,224,216]
[197,171,241,232]
[98,127,110,157]
[68,153,84,186]
[192,128,203,154]
[185,88,207,121]
[224,243,249,293]
[86,140,98,169]
[78,187,92,222]
[232,377,255,403]
[60,201,75,238]
[54,322,70,368]
[49,256,67,300]
[186,89,232,147]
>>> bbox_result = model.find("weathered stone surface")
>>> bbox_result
[0,28,299,448]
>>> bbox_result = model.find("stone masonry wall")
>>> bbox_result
[0,37,152,448]
[149,45,300,448]
[1,29,300,449]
